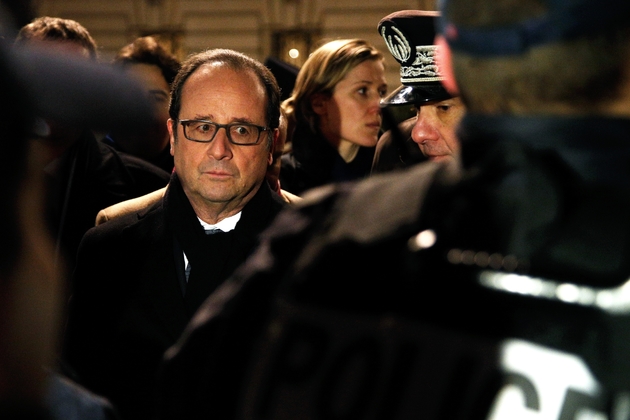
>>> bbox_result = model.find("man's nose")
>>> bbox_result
[411,109,440,144]
[206,127,233,159]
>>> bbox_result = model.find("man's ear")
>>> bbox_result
[269,128,280,165]
[310,93,329,116]
[167,118,176,155]
[435,35,460,96]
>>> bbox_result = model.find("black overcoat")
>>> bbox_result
[62,175,286,420]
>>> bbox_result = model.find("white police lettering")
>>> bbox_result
[488,340,607,420]
[380,25,411,63]
[479,270,630,314]
[237,298,619,420]
[238,298,499,420]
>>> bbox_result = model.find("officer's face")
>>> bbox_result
[411,97,465,162]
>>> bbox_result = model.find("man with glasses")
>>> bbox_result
[62,48,286,420]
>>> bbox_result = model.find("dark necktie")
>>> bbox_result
[184,228,221,282]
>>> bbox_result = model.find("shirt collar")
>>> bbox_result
[198,212,242,233]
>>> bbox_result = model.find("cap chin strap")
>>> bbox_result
[438,0,630,56]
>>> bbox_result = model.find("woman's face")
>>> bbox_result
[315,59,387,147]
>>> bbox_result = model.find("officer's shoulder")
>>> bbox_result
[290,161,454,243]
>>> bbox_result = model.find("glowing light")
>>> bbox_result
[408,229,436,251]
[556,283,580,303]
[288,48,300,59]
[479,271,630,314]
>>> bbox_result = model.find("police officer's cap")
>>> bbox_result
[378,10,452,107]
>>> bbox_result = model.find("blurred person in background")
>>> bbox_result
[0,2,156,419]
[14,17,170,282]
[105,35,180,174]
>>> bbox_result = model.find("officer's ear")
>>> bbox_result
[435,35,460,96]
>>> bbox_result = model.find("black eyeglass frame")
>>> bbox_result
[178,119,272,146]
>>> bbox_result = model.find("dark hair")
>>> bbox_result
[169,48,281,132]
[443,0,630,113]
[113,36,181,86]
[14,16,97,60]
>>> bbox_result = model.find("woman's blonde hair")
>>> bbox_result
[282,38,384,135]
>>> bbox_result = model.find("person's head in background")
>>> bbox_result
[110,36,181,169]
[379,10,465,164]
[14,16,97,161]
[436,0,630,117]
[282,38,387,162]
[14,16,96,60]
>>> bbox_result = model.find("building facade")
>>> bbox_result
[33,0,437,95]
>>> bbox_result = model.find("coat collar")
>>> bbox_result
[459,114,630,189]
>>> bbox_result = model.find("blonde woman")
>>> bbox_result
[280,38,387,195]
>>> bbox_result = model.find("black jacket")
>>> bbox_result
[156,114,630,419]
[280,123,375,195]
[45,130,170,278]
[62,174,286,420]
[102,134,175,174]
[371,117,427,173]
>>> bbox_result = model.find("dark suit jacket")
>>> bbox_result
[45,129,170,280]
[62,177,286,420]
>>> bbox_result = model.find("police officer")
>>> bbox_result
[157,1,630,419]
[372,10,465,173]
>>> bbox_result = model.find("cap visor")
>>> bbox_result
[381,84,452,107]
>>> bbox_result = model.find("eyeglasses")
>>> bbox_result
[178,119,270,145]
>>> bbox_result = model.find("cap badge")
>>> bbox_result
[381,24,443,83]
[381,25,412,63]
